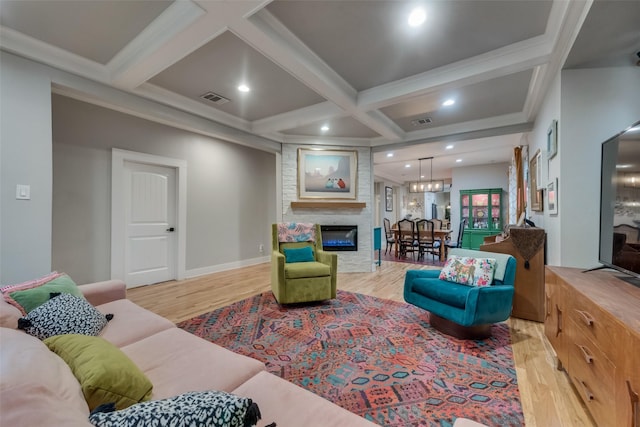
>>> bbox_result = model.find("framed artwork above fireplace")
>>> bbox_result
[298,149,357,199]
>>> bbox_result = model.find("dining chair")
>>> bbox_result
[416,219,439,260]
[445,218,468,257]
[431,218,442,230]
[397,219,418,260]
[383,218,397,255]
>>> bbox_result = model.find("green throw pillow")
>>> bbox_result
[44,334,153,411]
[283,246,315,263]
[9,274,84,313]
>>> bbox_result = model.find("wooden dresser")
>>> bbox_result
[545,266,640,427]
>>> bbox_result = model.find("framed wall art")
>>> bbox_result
[385,186,393,212]
[547,119,558,160]
[532,189,544,212]
[297,148,357,199]
[547,178,558,215]
[529,149,542,211]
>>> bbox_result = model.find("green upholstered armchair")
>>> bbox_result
[271,223,337,304]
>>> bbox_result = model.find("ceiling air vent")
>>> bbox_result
[200,91,230,105]
[410,117,432,126]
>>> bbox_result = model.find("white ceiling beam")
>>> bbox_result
[358,35,551,111]
[107,0,207,88]
[235,9,358,112]
[134,83,252,132]
[353,110,406,141]
[108,1,270,90]
[370,112,531,148]
[0,26,110,83]
[523,0,594,120]
[281,135,372,148]
[231,9,405,140]
[251,101,344,135]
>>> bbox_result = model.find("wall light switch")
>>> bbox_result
[16,184,30,200]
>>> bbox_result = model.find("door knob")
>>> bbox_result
[166,227,175,232]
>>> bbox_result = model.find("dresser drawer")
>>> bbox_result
[567,290,618,354]
[568,320,617,426]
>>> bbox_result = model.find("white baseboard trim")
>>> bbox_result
[185,256,269,279]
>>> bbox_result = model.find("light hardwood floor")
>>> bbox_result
[128,261,596,427]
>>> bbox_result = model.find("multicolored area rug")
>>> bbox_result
[178,290,524,427]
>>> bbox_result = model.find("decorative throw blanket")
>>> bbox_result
[507,226,546,268]
[277,222,316,243]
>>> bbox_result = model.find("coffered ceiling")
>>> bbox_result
[1,0,638,183]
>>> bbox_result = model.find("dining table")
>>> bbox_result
[391,225,452,261]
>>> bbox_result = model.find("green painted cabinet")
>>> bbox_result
[460,188,503,249]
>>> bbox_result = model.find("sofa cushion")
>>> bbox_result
[284,261,331,279]
[412,278,469,309]
[439,255,496,287]
[95,299,175,347]
[232,371,378,427]
[1,272,84,314]
[0,297,22,329]
[88,390,262,427]
[79,280,127,306]
[283,246,315,263]
[45,334,153,411]
[121,328,265,400]
[0,327,90,426]
[18,293,111,340]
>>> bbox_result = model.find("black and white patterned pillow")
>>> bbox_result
[88,390,264,427]
[18,293,111,340]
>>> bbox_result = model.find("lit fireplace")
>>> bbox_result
[320,225,358,251]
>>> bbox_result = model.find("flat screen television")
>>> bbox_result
[598,120,640,285]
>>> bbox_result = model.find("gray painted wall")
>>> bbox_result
[559,67,640,268]
[526,73,561,264]
[0,53,53,284]
[52,95,277,285]
[514,67,639,268]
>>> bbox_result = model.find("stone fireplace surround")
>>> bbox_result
[281,145,373,272]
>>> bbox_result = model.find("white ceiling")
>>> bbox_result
[1,0,638,184]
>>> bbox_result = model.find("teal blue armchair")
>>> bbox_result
[404,248,516,339]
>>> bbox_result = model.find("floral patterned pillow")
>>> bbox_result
[439,255,497,287]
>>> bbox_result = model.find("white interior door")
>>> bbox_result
[124,161,176,286]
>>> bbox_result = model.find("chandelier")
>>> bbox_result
[408,157,444,193]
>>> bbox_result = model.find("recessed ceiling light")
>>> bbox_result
[442,99,455,107]
[445,144,454,150]
[237,84,250,92]
[408,7,426,27]
[387,153,394,158]
[405,164,411,168]
[456,159,462,163]
[321,125,330,132]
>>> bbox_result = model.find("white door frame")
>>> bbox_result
[111,148,187,283]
